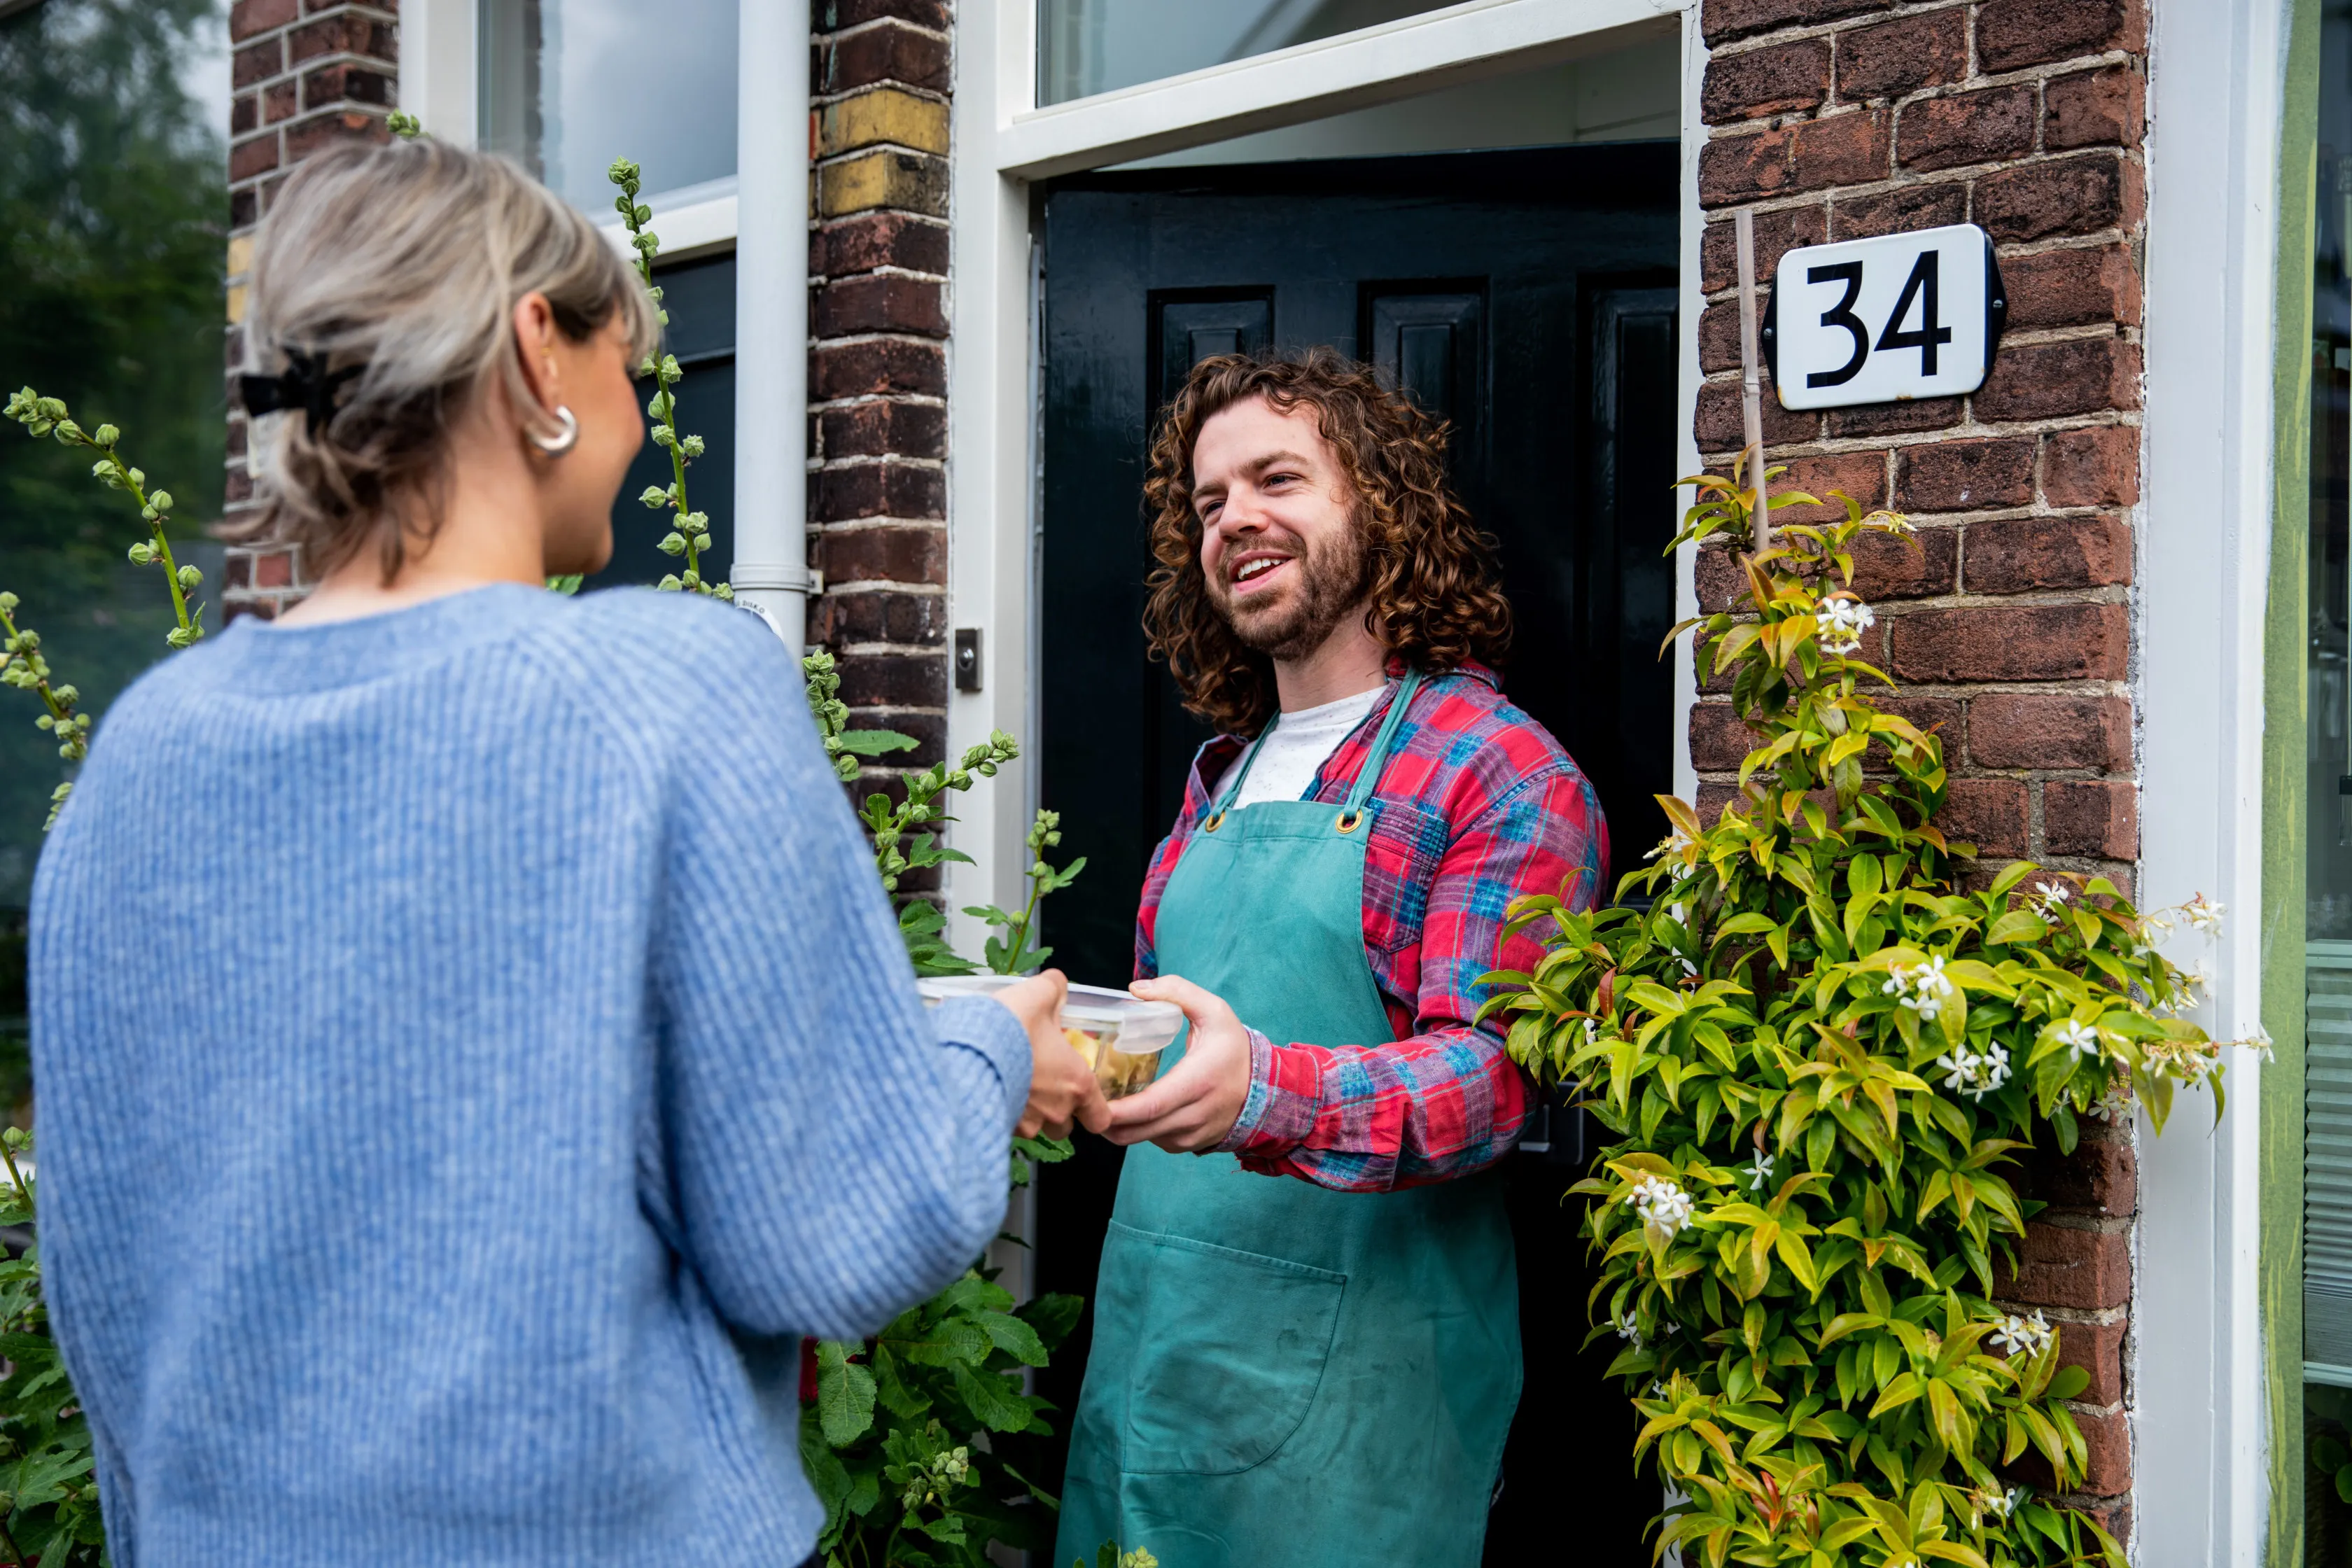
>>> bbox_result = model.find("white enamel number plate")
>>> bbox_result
[1767,223,2005,411]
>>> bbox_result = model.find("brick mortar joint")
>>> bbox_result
[816,454,946,470]
[833,640,951,656]
[813,329,950,349]
[818,211,949,232]
[817,146,948,170]
[814,83,951,111]
[829,580,948,596]
[819,516,952,533]
[2031,1212,2132,1236]
[811,393,950,412]
[817,15,953,46]
[818,265,950,285]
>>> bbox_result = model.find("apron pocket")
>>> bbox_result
[1107,1221,1345,1477]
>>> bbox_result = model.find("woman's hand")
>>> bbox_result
[1100,975,1253,1153]
[996,970,1112,1140]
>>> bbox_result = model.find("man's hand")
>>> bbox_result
[1100,974,1253,1153]
[995,969,1112,1140]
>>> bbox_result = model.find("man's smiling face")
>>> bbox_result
[1191,393,1369,661]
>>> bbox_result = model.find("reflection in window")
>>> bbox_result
[478,0,739,212]
[1038,0,1455,106]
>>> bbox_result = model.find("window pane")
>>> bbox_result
[1038,0,1457,106]
[479,0,738,211]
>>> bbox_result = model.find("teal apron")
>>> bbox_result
[1056,671,1521,1568]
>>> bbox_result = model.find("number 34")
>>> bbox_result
[1805,251,1953,389]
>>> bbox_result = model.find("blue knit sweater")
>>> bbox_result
[27,584,1030,1565]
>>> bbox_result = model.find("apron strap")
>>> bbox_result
[1208,711,1280,825]
[1204,668,1424,833]
[1336,668,1424,830]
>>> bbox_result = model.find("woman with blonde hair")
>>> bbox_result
[28,136,1102,1565]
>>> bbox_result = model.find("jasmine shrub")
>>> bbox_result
[1480,464,2254,1568]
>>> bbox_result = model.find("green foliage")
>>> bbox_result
[1480,463,2246,1568]
[801,647,1093,1564]
[3,394,206,832]
[0,0,225,904]
[606,160,728,601]
[802,1268,1084,1567]
[0,1129,101,1566]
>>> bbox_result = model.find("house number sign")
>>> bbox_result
[1763,223,2008,411]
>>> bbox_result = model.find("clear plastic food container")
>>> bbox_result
[916,976,1183,1102]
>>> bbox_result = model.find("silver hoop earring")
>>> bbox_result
[528,405,579,457]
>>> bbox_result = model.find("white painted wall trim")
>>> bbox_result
[994,0,1678,179]
[2134,0,2293,1558]
[394,0,479,146]
[1671,4,1704,813]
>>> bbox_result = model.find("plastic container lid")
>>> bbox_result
[1060,983,1184,1056]
[916,976,1184,1056]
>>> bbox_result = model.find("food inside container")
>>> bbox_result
[916,976,1183,1102]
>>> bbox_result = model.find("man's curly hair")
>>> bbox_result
[1142,347,1513,738]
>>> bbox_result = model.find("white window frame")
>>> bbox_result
[2133,0,2295,1561]
[398,0,743,254]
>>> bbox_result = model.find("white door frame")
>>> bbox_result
[943,0,1688,970]
[2133,0,2293,1560]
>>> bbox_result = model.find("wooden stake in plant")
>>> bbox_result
[1734,206,1770,554]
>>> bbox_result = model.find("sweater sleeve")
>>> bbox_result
[644,616,1030,1341]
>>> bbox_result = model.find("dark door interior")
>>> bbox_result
[1035,144,1677,1560]
[584,251,736,594]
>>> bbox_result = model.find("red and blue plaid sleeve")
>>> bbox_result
[1219,762,1609,1191]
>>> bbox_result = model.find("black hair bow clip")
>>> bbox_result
[238,350,362,437]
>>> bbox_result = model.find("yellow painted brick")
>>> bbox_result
[818,88,948,158]
[227,233,254,279]
[819,148,948,219]
[226,281,249,326]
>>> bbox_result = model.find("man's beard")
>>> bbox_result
[1211,522,1371,662]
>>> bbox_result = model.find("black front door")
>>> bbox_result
[1035,144,1677,1560]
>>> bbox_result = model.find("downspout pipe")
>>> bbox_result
[732,0,813,656]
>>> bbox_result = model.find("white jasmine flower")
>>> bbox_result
[2249,1024,2276,1063]
[2088,1082,2132,1124]
[1745,1149,1774,1191]
[2032,881,2073,919]
[1964,1042,2012,1099]
[1626,1176,1695,1239]
[1814,596,1876,654]
[2054,1018,2104,1062]
[1937,1042,2010,1100]
[1616,1312,1644,1349]
[1583,1017,1601,1046]
[1886,955,1956,1018]
[1988,1310,2054,1358]
[2184,894,2226,933]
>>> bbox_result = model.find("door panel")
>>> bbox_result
[1035,145,1676,1561]
[1364,286,1484,442]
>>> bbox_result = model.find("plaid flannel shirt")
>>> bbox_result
[1134,661,1609,1192]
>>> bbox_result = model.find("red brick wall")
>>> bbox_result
[1693,0,2145,1539]
[220,0,397,622]
[808,0,955,788]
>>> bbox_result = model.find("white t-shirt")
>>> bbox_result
[1227,683,1389,809]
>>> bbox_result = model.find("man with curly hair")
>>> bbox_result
[1056,349,1610,1567]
